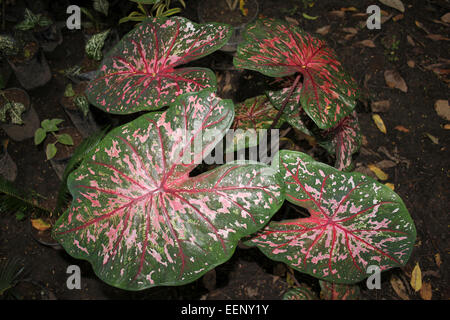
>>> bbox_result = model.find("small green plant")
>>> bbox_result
[0,91,25,125]
[382,35,400,62]
[34,119,73,160]
[119,0,186,24]
[0,34,20,56]
[85,29,110,61]
[0,257,25,300]
[64,84,90,117]
[14,8,52,31]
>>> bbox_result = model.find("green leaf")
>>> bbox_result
[234,18,359,129]
[319,280,360,300]
[46,143,57,160]
[64,84,75,98]
[0,102,25,125]
[283,286,317,300]
[57,133,74,146]
[34,128,46,145]
[93,0,109,16]
[86,17,232,114]
[85,29,111,61]
[74,95,90,117]
[229,95,284,151]
[318,111,362,171]
[53,90,284,290]
[41,119,63,132]
[246,150,416,284]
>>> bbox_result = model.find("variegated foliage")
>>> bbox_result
[246,150,416,284]
[53,90,284,290]
[234,18,358,129]
[86,17,231,114]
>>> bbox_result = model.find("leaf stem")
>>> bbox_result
[269,74,301,130]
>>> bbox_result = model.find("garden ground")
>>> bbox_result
[0,0,448,300]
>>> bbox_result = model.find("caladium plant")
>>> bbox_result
[319,280,360,300]
[234,18,359,130]
[52,13,417,296]
[53,90,284,290]
[246,150,416,284]
[318,111,362,171]
[86,16,232,114]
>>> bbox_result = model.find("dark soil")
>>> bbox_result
[0,0,448,301]
[198,0,259,26]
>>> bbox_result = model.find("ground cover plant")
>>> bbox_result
[51,15,416,294]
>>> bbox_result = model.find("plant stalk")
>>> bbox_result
[269,74,301,131]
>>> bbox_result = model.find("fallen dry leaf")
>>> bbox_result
[407,60,415,68]
[410,263,422,292]
[31,218,51,231]
[343,27,358,34]
[415,20,430,34]
[340,7,358,12]
[384,70,408,92]
[407,35,415,46]
[393,14,404,21]
[435,100,450,121]
[376,160,397,169]
[315,25,331,36]
[368,164,389,181]
[357,39,376,48]
[420,282,432,300]
[329,10,345,19]
[372,114,387,134]
[434,253,442,268]
[390,275,410,300]
[394,125,410,133]
[444,124,450,130]
[425,133,439,144]
[426,34,450,41]
[285,16,299,25]
[379,0,405,13]
[371,100,390,113]
[385,183,395,190]
[441,12,450,23]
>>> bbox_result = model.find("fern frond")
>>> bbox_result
[0,176,50,216]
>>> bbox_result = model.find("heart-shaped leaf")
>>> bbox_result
[283,286,317,300]
[234,18,358,129]
[246,150,416,284]
[229,95,283,151]
[86,17,232,114]
[267,85,312,135]
[319,111,362,171]
[319,280,360,300]
[53,90,284,290]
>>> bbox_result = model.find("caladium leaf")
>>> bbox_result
[319,111,362,171]
[229,95,283,151]
[86,17,232,114]
[234,18,359,129]
[52,90,284,290]
[283,286,317,300]
[319,280,360,300]
[246,150,416,284]
[266,85,311,135]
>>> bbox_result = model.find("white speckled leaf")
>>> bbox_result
[53,90,284,290]
[86,16,232,114]
[247,150,416,284]
[234,18,359,129]
[319,280,360,300]
[319,111,362,171]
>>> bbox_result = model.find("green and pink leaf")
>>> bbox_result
[53,90,284,290]
[245,150,416,284]
[86,17,232,114]
[234,18,358,129]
